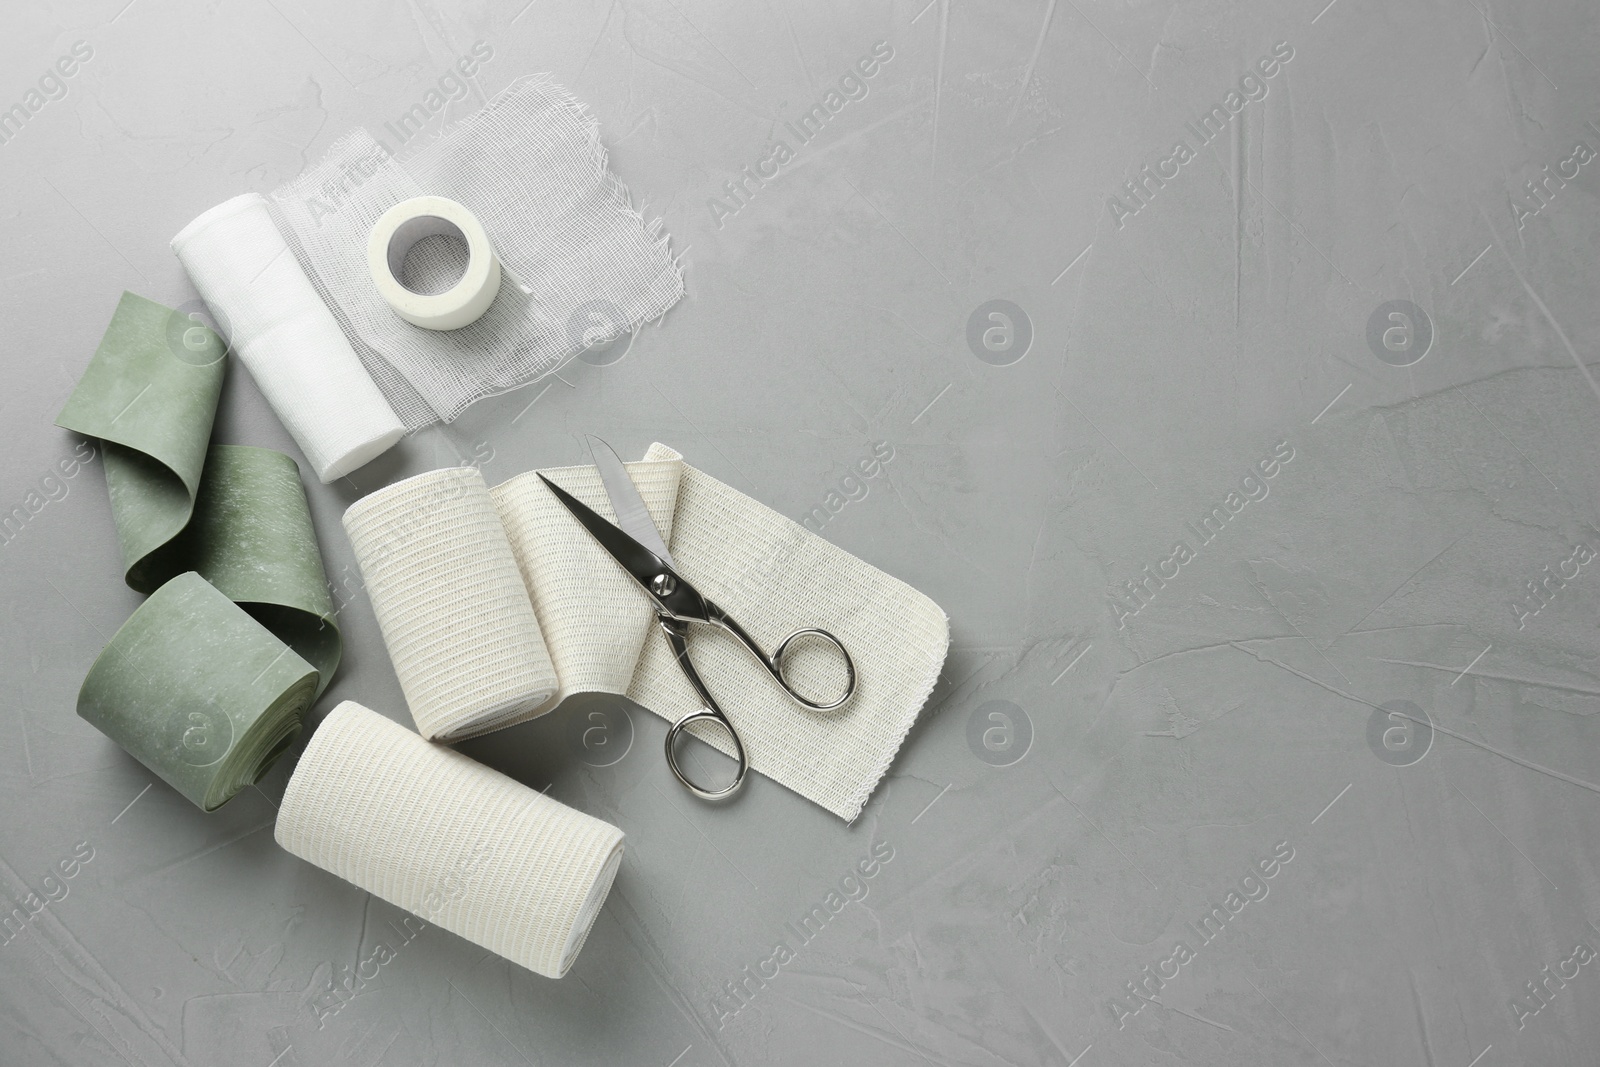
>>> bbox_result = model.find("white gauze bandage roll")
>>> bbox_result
[342,465,559,741]
[171,193,406,482]
[276,701,625,978]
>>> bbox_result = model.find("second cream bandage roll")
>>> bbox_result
[342,466,557,741]
[276,701,625,979]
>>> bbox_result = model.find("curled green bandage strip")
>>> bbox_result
[58,292,342,810]
[175,445,341,692]
[78,572,318,811]
[56,292,340,694]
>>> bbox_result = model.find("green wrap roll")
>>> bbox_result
[56,291,340,693]
[176,445,342,690]
[78,572,318,811]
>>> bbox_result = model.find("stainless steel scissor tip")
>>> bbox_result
[538,437,857,801]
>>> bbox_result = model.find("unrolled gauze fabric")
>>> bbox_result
[173,76,684,447]
[343,445,949,821]
[275,700,624,979]
[270,75,684,428]
[171,194,406,483]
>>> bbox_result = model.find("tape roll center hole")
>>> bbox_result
[386,215,472,297]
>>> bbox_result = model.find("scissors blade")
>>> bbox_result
[537,471,708,621]
[586,435,676,569]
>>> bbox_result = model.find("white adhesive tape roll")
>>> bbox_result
[367,195,502,331]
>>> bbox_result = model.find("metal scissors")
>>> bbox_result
[538,438,856,801]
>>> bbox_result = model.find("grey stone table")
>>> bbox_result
[4,1,1598,1064]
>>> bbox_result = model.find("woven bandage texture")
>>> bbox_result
[625,446,950,822]
[342,466,558,742]
[170,193,406,482]
[276,701,625,978]
[492,457,683,698]
[270,76,685,428]
[344,446,949,820]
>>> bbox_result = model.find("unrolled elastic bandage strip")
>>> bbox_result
[343,445,949,821]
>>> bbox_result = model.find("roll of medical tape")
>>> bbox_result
[366,195,502,331]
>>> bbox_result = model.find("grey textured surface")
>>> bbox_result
[4,1,1599,1064]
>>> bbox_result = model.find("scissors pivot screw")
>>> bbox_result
[650,573,677,598]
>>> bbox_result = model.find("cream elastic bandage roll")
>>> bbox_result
[275,701,625,979]
[341,466,558,742]
[367,195,502,331]
[171,193,406,483]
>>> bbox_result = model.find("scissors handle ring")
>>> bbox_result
[772,627,857,711]
[664,709,748,801]
[659,616,749,800]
